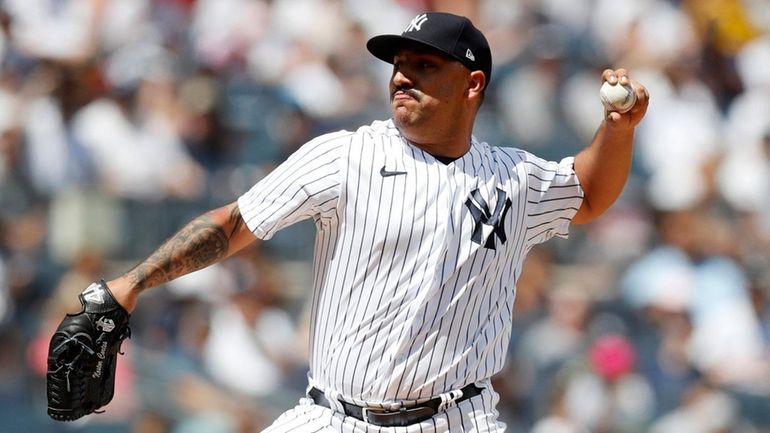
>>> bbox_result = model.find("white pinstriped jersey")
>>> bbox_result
[237,119,583,406]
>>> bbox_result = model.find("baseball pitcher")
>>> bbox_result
[46,12,649,432]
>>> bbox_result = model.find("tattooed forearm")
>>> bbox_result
[125,203,245,291]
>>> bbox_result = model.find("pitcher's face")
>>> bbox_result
[389,45,474,142]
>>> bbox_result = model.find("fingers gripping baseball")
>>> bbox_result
[601,68,649,126]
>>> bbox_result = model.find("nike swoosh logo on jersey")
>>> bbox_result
[380,166,407,177]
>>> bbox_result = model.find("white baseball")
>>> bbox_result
[600,81,637,113]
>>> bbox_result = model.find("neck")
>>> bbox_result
[398,124,473,159]
[410,138,472,159]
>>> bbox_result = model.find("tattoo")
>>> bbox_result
[126,204,243,291]
[227,204,245,240]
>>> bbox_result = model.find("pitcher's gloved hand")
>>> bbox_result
[46,280,131,421]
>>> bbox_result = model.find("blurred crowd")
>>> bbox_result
[1,0,769,432]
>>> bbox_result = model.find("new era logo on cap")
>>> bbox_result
[367,12,492,85]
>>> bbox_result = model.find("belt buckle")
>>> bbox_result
[360,407,383,424]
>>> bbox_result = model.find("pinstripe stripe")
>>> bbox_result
[527,195,583,204]
[527,207,580,217]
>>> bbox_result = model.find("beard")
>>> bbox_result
[391,88,426,129]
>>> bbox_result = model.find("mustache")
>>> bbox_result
[392,86,420,100]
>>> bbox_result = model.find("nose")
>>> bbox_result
[392,68,413,88]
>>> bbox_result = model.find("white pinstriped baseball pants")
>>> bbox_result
[260,386,505,433]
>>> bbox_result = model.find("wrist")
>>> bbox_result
[105,276,139,312]
[603,118,635,138]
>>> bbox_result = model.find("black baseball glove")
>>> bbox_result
[47,280,131,421]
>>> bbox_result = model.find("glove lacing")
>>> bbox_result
[50,336,94,402]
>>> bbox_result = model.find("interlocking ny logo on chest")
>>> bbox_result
[465,188,511,250]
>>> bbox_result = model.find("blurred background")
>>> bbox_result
[1,0,769,432]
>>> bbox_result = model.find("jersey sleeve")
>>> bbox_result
[236,131,350,240]
[521,153,584,245]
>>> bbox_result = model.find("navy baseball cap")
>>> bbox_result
[367,12,492,85]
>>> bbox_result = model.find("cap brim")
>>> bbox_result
[366,34,456,65]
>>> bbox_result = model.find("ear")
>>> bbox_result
[468,70,486,100]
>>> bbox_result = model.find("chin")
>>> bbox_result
[392,106,420,127]
[392,112,409,127]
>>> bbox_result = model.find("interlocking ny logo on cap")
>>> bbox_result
[405,13,428,32]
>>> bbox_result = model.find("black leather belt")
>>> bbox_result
[308,384,483,427]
